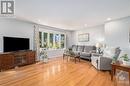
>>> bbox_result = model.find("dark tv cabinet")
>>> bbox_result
[0,50,36,71]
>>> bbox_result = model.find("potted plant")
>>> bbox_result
[40,48,48,63]
[120,54,130,65]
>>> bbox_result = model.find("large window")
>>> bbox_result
[61,34,65,48]
[39,32,66,49]
[49,33,54,48]
[43,32,48,48]
[54,34,60,49]
[39,32,42,48]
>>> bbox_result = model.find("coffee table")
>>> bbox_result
[63,54,80,63]
[111,62,130,84]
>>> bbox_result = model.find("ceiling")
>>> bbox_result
[15,0,130,30]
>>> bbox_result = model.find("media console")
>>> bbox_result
[0,50,36,71]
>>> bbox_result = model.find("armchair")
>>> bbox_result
[91,47,121,70]
[98,56,112,70]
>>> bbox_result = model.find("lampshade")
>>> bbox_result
[103,43,106,48]
[96,43,103,48]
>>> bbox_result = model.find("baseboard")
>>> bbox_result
[48,55,63,59]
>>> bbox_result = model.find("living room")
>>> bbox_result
[0,0,130,86]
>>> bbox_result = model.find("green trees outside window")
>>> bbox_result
[49,33,53,48]
[39,32,42,48]
[54,34,60,49]
[39,32,65,49]
[61,34,65,48]
[43,32,48,48]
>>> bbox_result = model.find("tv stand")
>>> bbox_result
[0,50,36,71]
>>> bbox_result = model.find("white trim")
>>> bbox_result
[39,28,66,50]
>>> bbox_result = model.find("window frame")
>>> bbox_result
[39,31,66,50]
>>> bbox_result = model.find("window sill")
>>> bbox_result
[40,48,65,51]
[47,49,64,51]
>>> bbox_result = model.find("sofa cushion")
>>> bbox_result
[90,50,96,53]
[113,47,121,60]
[73,51,80,55]
[77,46,84,52]
[103,47,115,58]
[93,46,96,50]
[80,52,91,57]
[83,46,95,52]
[114,47,121,57]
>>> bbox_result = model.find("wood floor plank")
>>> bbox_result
[0,57,129,86]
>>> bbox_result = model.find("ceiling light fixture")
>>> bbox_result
[84,24,87,27]
[107,18,111,21]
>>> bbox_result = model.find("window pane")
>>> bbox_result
[61,34,65,48]
[39,31,66,49]
[54,34,60,49]
[49,33,53,48]
[39,32,42,48]
[43,32,48,48]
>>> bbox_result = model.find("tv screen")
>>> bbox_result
[4,36,30,52]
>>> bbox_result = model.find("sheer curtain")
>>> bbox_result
[33,25,40,61]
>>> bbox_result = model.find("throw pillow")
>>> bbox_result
[113,47,121,60]
[103,47,115,58]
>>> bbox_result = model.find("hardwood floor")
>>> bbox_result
[0,57,129,86]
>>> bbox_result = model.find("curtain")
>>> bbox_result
[33,25,40,61]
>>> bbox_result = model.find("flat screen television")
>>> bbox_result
[3,36,30,52]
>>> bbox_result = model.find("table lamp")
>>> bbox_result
[96,43,103,54]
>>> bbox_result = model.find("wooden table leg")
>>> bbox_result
[74,56,80,63]
[111,66,116,81]
[75,57,76,63]
[63,54,65,60]
[129,71,130,85]
[79,57,80,62]
[67,56,68,62]
[111,66,114,81]
[111,71,113,81]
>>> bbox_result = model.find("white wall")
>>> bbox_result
[72,25,105,46]
[0,18,34,52]
[0,18,73,58]
[72,16,130,58]
[105,16,130,56]
[65,31,73,48]
[1,17,130,58]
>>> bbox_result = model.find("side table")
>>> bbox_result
[111,62,130,84]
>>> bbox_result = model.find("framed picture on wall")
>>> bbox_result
[78,33,89,42]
